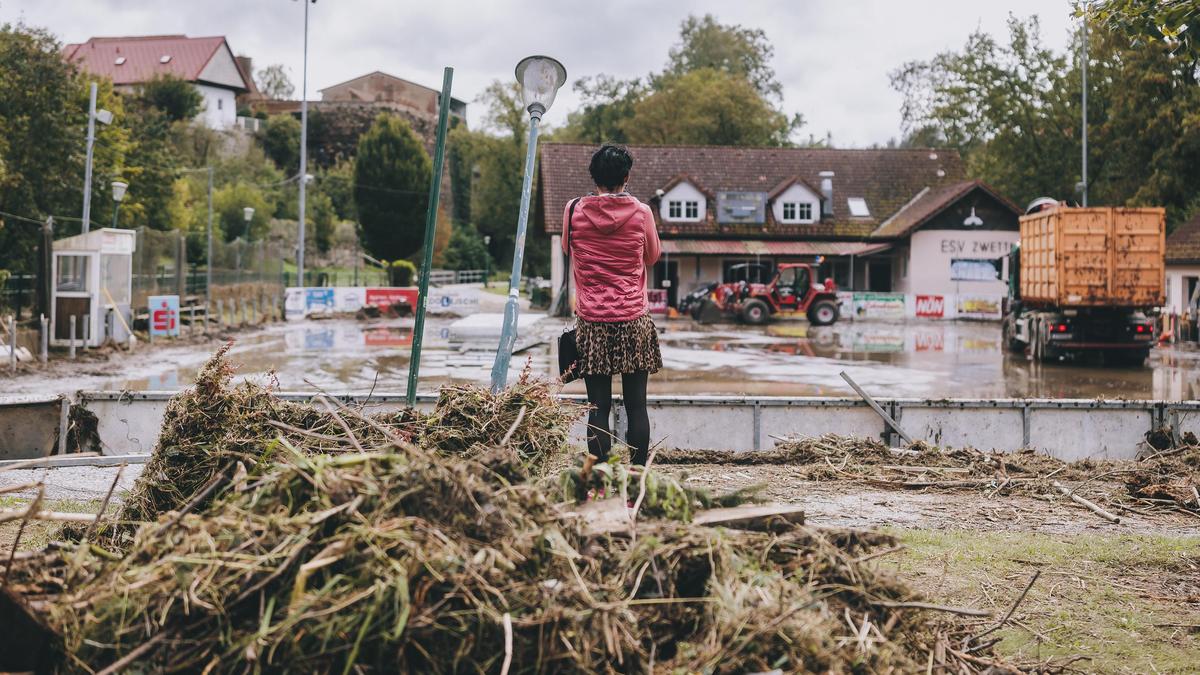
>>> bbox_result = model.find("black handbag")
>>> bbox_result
[558,198,582,382]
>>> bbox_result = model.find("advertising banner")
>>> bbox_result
[334,287,366,313]
[914,294,945,319]
[426,288,481,315]
[647,289,668,315]
[851,292,906,320]
[835,291,855,320]
[148,295,180,337]
[365,287,418,311]
[305,288,335,315]
[956,294,1003,320]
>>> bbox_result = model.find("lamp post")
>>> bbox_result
[82,82,114,235]
[483,234,491,288]
[295,0,315,285]
[243,206,255,238]
[110,180,128,228]
[489,55,566,392]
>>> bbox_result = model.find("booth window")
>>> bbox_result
[101,254,131,305]
[56,255,89,292]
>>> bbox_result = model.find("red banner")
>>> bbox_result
[647,289,668,315]
[915,294,944,318]
[365,288,418,309]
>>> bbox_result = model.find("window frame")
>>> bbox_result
[684,201,699,219]
[780,200,816,224]
[668,201,682,219]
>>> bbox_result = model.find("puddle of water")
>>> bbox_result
[10,316,1200,400]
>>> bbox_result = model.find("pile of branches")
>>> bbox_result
[660,433,1091,490]
[1127,445,1200,511]
[2,351,1037,674]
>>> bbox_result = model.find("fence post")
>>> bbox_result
[176,230,187,300]
[190,304,196,337]
[69,315,77,359]
[218,299,225,330]
[81,314,89,351]
[40,314,48,365]
[9,315,16,371]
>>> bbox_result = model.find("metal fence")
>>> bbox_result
[130,228,287,306]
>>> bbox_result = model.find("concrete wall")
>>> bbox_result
[69,391,1191,462]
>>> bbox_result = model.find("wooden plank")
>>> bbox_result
[692,504,806,529]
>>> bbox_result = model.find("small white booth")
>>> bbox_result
[51,228,136,347]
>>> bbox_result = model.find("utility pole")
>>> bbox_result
[82,83,97,234]
[206,166,214,301]
[297,0,312,285]
[1081,9,1089,207]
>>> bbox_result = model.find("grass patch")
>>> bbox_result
[883,529,1200,674]
[0,497,105,553]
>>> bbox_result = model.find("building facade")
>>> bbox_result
[318,71,467,123]
[1165,213,1200,315]
[539,143,1020,319]
[64,35,252,129]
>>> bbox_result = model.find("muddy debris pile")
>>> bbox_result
[1127,445,1200,511]
[1,351,1040,674]
[661,433,1091,487]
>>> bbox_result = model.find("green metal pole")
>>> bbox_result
[406,66,454,408]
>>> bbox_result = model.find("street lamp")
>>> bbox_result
[489,55,566,392]
[294,0,316,286]
[243,206,255,238]
[82,82,115,234]
[110,180,128,228]
[483,234,491,288]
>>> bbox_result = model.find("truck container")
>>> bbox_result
[1004,206,1164,365]
[1019,207,1164,307]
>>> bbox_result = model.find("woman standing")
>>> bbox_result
[563,144,662,466]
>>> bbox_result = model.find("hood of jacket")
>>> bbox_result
[577,193,645,234]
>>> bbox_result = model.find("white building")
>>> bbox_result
[64,35,252,129]
[539,144,1021,320]
[1165,213,1200,315]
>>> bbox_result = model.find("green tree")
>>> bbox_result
[1082,0,1199,67]
[891,14,1200,223]
[117,102,178,229]
[554,13,800,147]
[353,114,431,260]
[140,74,202,122]
[213,182,270,241]
[555,75,645,143]
[663,13,783,100]
[441,224,490,270]
[261,114,300,173]
[255,63,295,100]
[308,190,336,253]
[319,159,357,221]
[627,68,796,146]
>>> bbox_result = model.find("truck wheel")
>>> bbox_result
[807,300,839,326]
[741,299,770,325]
[1002,321,1024,353]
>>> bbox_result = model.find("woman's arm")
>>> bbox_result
[561,201,572,254]
[642,205,661,266]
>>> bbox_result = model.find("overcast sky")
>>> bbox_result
[3,0,1079,146]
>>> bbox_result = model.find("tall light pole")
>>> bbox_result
[489,56,566,392]
[1080,8,1089,207]
[243,206,256,239]
[296,0,314,285]
[110,180,128,228]
[81,82,114,235]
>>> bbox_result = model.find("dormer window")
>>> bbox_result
[659,179,707,222]
[781,202,814,223]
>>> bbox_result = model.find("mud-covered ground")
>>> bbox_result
[7,312,1200,400]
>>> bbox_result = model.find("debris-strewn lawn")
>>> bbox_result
[886,530,1200,674]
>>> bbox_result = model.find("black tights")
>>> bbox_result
[584,371,650,465]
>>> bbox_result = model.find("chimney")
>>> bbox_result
[819,171,835,217]
[236,55,254,81]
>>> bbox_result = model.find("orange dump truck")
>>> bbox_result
[1002,206,1165,364]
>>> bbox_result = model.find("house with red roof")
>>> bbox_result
[1164,212,1200,316]
[539,143,1021,319]
[64,35,253,129]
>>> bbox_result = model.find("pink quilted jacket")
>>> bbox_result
[561,193,661,322]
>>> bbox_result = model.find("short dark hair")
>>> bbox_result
[589,144,633,190]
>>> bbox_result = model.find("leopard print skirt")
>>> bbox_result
[574,314,663,376]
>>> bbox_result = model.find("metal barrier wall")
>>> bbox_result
[66,392,1200,462]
